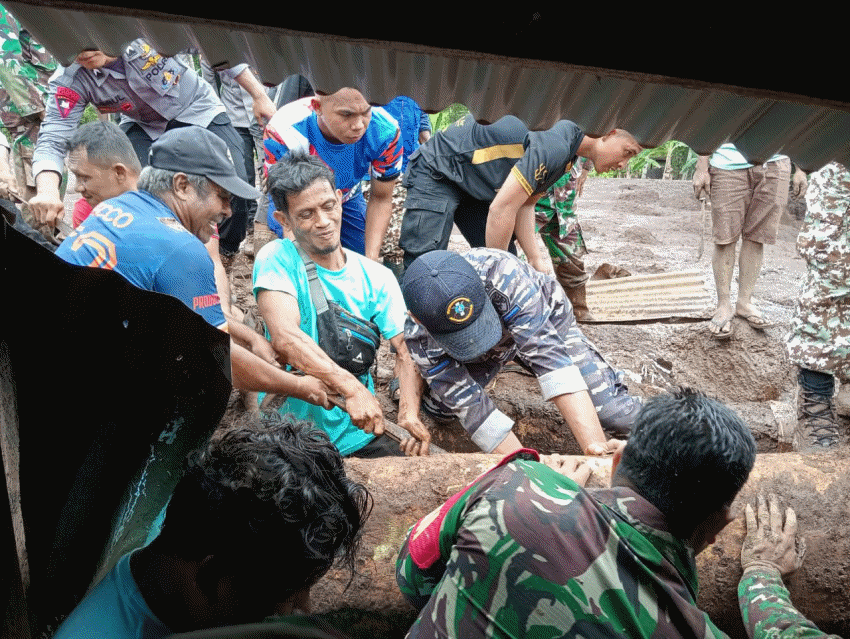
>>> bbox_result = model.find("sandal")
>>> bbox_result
[708,312,734,340]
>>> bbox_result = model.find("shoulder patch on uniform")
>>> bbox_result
[55,87,81,118]
[485,281,510,315]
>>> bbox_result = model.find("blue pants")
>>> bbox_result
[267,190,367,256]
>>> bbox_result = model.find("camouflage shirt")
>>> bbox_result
[397,451,832,638]
[0,3,56,144]
[404,249,588,451]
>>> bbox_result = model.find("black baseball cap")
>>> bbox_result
[148,126,261,200]
[402,251,502,362]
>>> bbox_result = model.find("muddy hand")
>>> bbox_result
[543,454,592,486]
[397,413,430,456]
[343,386,384,435]
[741,492,806,577]
[584,438,625,457]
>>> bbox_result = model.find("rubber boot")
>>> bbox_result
[565,284,594,322]
[555,254,595,322]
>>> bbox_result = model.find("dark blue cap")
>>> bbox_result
[402,251,502,362]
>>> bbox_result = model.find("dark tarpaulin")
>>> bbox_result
[0,215,231,634]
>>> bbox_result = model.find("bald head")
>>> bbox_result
[319,87,369,109]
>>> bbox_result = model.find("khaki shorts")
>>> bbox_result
[709,158,790,245]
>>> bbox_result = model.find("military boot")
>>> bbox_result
[793,387,840,452]
[555,255,595,322]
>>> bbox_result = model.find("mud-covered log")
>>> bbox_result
[312,452,850,639]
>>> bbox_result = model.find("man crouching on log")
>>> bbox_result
[396,388,832,638]
[401,248,641,455]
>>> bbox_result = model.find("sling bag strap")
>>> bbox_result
[294,241,329,315]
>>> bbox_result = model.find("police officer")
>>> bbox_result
[29,39,275,257]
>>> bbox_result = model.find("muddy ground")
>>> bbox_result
[223,177,846,453]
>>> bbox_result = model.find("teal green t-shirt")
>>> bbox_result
[710,143,787,170]
[253,239,406,456]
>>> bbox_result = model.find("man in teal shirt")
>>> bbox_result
[253,152,430,457]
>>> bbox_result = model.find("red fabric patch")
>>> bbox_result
[408,448,539,569]
[55,87,82,118]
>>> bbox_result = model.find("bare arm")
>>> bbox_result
[229,340,329,407]
[257,288,384,434]
[551,391,621,456]
[391,332,430,455]
[29,170,64,227]
[363,177,396,262]
[513,194,548,273]
[233,67,276,128]
[693,155,711,200]
[791,166,808,197]
[486,172,533,251]
[0,143,16,200]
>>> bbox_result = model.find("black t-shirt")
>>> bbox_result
[413,114,584,200]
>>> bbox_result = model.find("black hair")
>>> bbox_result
[267,153,336,216]
[66,120,142,173]
[615,388,756,538]
[158,411,371,598]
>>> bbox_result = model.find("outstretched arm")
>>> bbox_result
[232,66,277,128]
[551,392,621,456]
[390,332,430,455]
[512,194,548,272]
[738,493,835,638]
[364,176,396,262]
[229,341,329,407]
[486,171,531,251]
[257,288,384,435]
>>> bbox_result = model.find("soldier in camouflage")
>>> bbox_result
[0,2,56,221]
[401,249,640,456]
[785,162,850,451]
[396,389,833,638]
[534,157,595,320]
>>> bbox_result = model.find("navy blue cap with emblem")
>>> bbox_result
[402,251,502,362]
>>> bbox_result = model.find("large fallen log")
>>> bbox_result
[312,452,850,639]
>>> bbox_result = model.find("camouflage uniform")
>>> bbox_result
[535,158,592,289]
[397,450,834,638]
[404,248,639,451]
[738,569,839,638]
[785,162,850,380]
[0,3,56,208]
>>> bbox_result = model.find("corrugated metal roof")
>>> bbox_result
[6,1,850,171]
[585,271,712,322]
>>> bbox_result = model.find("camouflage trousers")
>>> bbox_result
[535,171,588,288]
[8,120,40,223]
[786,162,850,380]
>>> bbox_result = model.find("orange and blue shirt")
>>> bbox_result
[56,190,227,329]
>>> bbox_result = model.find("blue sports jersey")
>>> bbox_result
[56,190,227,328]
[262,97,403,251]
[263,97,403,200]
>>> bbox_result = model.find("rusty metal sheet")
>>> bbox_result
[585,270,712,322]
[4,1,850,171]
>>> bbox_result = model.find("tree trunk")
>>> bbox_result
[312,453,850,639]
